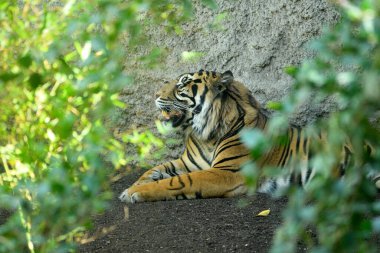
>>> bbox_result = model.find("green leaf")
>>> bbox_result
[267,101,283,110]
[372,217,380,232]
[56,113,76,138]
[0,72,19,82]
[18,54,33,68]
[240,129,268,154]
[28,73,43,89]
[284,65,297,77]
[201,0,218,9]
[181,0,194,18]
[181,51,204,62]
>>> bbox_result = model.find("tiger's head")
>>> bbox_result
[155,70,234,131]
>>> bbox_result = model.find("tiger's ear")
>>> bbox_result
[221,70,234,84]
[216,70,234,93]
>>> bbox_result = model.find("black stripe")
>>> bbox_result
[213,165,234,169]
[213,154,248,167]
[277,133,289,167]
[169,161,179,175]
[246,114,259,126]
[305,152,313,184]
[295,127,301,153]
[218,118,245,144]
[183,116,194,130]
[229,88,243,101]
[305,168,312,185]
[186,174,193,186]
[214,140,242,158]
[178,92,190,98]
[188,141,198,160]
[175,91,196,108]
[186,149,202,170]
[303,136,308,153]
[224,184,245,194]
[190,136,211,165]
[278,128,293,167]
[163,164,175,177]
[180,158,192,172]
[193,105,202,114]
[168,175,185,190]
[199,85,208,105]
[297,169,303,187]
[261,114,268,129]
[191,84,198,97]
[219,167,240,172]
[228,96,245,116]
[248,94,258,109]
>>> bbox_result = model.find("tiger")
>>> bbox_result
[119,70,380,203]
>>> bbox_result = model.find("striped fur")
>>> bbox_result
[119,70,379,203]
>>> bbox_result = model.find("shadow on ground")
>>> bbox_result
[79,171,308,253]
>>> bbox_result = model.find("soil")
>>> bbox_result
[1,171,379,252]
[78,171,308,253]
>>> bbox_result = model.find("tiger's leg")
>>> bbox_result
[119,168,246,203]
[132,159,189,186]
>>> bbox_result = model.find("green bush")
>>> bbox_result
[242,1,380,252]
[0,0,216,252]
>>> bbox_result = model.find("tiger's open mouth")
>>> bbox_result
[160,109,185,127]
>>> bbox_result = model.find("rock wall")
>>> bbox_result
[115,0,339,162]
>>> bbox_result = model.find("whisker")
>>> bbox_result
[173,102,187,109]
[157,101,173,106]
[174,104,192,112]
[157,99,192,112]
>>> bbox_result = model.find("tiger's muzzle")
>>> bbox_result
[156,99,186,128]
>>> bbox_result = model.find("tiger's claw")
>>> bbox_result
[119,188,142,203]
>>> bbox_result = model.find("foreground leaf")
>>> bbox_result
[257,209,271,217]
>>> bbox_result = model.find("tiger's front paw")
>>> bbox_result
[119,188,143,203]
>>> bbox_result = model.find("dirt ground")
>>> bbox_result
[1,171,379,252]
[78,171,308,253]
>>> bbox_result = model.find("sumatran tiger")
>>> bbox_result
[119,70,380,203]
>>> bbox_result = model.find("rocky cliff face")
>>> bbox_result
[115,0,339,163]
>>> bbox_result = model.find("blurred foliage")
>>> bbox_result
[181,50,205,62]
[242,0,380,252]
[0,0,216,252]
